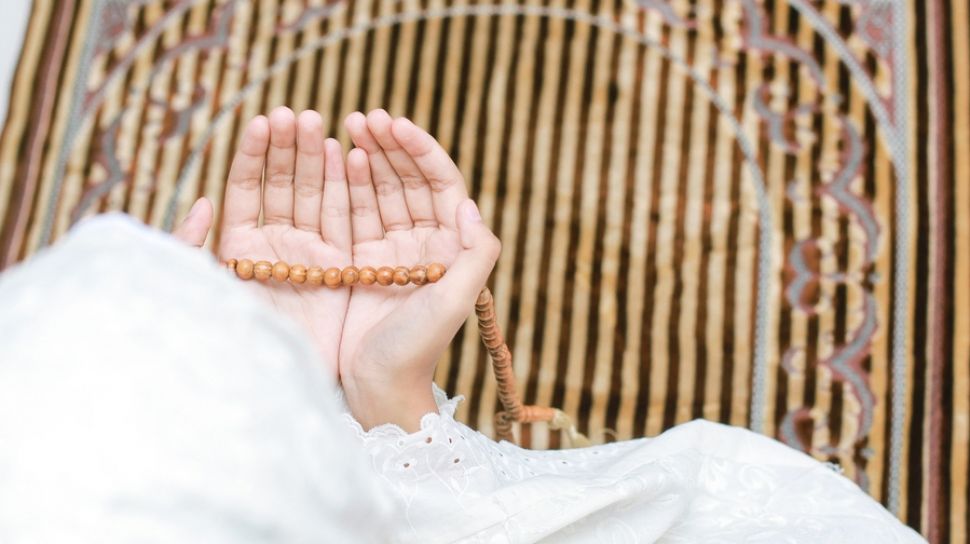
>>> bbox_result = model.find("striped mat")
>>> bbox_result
[0,0,966,541]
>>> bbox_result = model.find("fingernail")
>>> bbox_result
[463,200,482,222]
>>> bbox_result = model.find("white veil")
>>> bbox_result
[0,215,391,543]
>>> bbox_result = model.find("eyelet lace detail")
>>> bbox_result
[336,385,924,544]
[336,383,462,443]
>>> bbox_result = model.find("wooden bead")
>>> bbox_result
[409,265,428,285]
[253,260,273,281]
[376,266,395,286]
[427,262,446,283]
[235,259,254,280]
[393,266,410,286]
[306,266,324,286]
[359,266,377,285]
[324,267,342,288]
[341,266,359,286]
[272,261,290,282]
[226,258,238,271]
[289,264,307,284]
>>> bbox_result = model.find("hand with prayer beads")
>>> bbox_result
[337,110,501,432]
[174,109,501,432]
[174,107,354,370]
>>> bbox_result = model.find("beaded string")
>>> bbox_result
[226,258,585,448]
[225,258,446,287]
[475,287,590,448]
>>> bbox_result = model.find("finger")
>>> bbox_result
[346,147,384,243]
[262,106,297,226]
[293,110,325,233]
[390,117,469,231]
[172,197,213,248]
[321,138,352,252]
[223,116,269,230]
[345,111,413,232]
[431,199,501,319]
[365,110,437,228]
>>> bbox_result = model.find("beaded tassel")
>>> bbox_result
[475,288,591,448]
[225,259,446,287]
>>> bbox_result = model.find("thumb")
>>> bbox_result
[434,199,501,312]
[171,197,213,248]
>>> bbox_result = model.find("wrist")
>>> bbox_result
[341,373,437,433]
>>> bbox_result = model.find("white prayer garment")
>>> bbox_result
[345,388,926,543]
[0,215,925,543]
[0,215,392,543]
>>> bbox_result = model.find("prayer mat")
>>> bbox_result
[0,0,966,541]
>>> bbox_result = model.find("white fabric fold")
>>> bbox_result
[346,387,927,544]
[0,215,393,543]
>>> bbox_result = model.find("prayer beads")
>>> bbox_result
[225,258,445,287]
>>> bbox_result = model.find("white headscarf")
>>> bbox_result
[0,215,392,543]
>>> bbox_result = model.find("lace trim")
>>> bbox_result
[337,383,464,442]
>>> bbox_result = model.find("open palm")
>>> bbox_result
[216,108,353,370]
[175,108,500,430]
[336,111,501,430]
[338,110,471,385]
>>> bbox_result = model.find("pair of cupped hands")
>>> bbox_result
[172,107,501,431]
